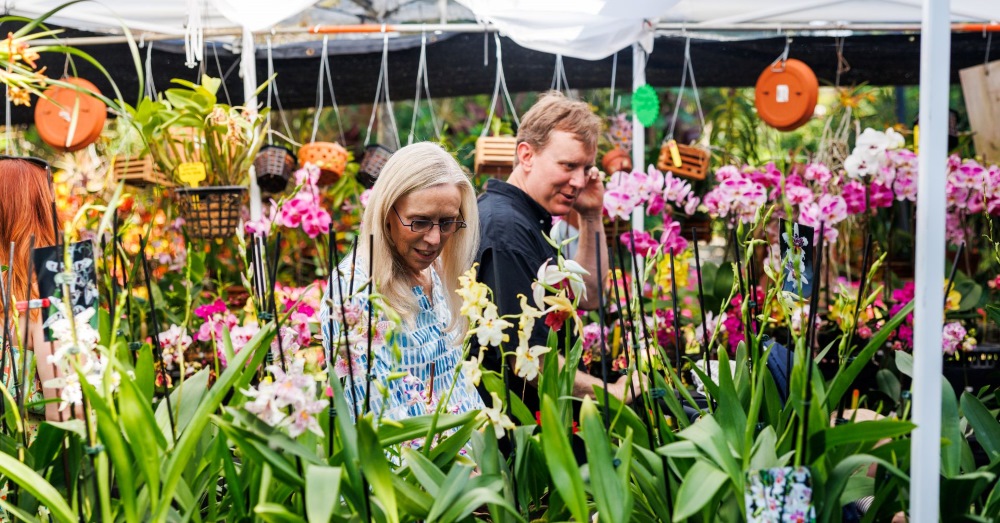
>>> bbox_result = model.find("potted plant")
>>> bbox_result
[132,75,269,240]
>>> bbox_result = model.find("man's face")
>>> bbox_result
[518,130,595,216]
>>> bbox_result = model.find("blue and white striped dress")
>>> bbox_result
[320,262,484,423]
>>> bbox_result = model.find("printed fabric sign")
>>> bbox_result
[778,219,815,300]
[745,466,816,522]
[32,240,98,341]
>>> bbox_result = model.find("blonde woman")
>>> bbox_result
[321,142,484,422]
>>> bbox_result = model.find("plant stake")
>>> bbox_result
[595,233,611,432]
[489,248,521,515]
[691,229,712,395]
[614,240,655,447]
[668,249,682,373]
[0,243,15,432]
[141,243,177,441]
[607,244,637,404]
[364,236,375,416]
[800,222,825,464]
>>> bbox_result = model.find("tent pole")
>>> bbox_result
[910,0,949,519]
[631,43,646,241]
[242,26,263,223]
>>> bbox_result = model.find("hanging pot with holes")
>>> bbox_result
[754,59,818,132]
[34,77,107,152]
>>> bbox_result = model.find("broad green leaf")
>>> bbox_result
[942,381,963,478]
[120,376,165,506]
[254,502,307,523]
[136,344,155,401]
[305,465,342,523]
[824,419,915,449]
[357,419,399,523]
[582,398,633,523]
[426,463,476,521]
[540,396,588,523]
[673,460,727,522]
[961,393,1000,461]
[0,452,75,522]
[401,447,446,498]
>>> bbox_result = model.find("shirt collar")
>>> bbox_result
[485,179,552,228]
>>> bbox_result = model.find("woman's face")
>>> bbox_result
[388,184,463,278]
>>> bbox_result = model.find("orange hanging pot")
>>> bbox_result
[754,59,818,132]
[34,77,107,152]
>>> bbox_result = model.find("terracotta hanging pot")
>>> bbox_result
[34,77,107,152]
[754,59,818,132]
[299,141,349,186]
[601,146,632,174]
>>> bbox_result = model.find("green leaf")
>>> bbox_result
[357,419,399,523]
[824,419,914,449]
[136,344,155,401]
[942,381,963,478]
[119,376,166,506]
[254,502,307,523]
[0,452,75,522]
[402,447,446,498]
[673,460,728,521]
[581,398,633,523]
[540,396,588,523]
[961,393,1000,462]
[305,465,342,523]
[482,372,534,426]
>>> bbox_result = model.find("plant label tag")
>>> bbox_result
[776,84,790,103]
[177,162,207,187]
[32,240,99,341]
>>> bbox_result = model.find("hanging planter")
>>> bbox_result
[657,140,710,181]
[299,141,348,186]
[754,58,818,132]
[601,146,632,175]
[254,145,296,193]
[111,154,172,188]
[658,41,710,181]
[174,186,246,240]
[34,77,107,153]
[474,136,517,177]
[358,144,393,188]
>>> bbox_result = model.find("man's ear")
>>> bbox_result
[515,141,534,172]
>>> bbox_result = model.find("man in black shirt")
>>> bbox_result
[477,91,636,416]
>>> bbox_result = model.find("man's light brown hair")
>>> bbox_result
[514,90,601,166]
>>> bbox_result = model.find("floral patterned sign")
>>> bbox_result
[745,466,816,522]
[32,240,98,341]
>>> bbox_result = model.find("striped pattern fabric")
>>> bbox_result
[320,262,483,423]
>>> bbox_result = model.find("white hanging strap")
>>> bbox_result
[321,43,346,144]
[481,33,520,138]
[144,42,157,99]
[184,0,203,68]
[771,34,791,71]
[264,36,296,146]
[408,30,442,145]
[609,51,618,107]
[667,39,705,141]
[311,36,329,144]
[364,26,401,149]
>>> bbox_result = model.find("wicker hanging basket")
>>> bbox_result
[358,144,394,188]
[299,141,348,186]
[474,136,517,177]
[656,140,710,181]
[254,145,297,193]
[111,155,173,188]
[174,186,246,240]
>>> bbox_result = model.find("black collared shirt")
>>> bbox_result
[476,179,557,415]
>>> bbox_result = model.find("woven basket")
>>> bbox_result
[112,155,173,188]
[656,141,710,181]
[299,142,348,186]
[254,145,297,193]
[358,144,394,188]
[474,136,517,177]
[174,186,246,240]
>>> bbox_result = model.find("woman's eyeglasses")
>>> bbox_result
[393,207,467,234]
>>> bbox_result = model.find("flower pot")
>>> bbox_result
[253,145,297,193]
[34,77,107,152]
[358,144,394,188]
[601,147,632,174]
[173,186,246,240]
[474,136,517,177]
[299,141,348,186]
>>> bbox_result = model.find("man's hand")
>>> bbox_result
[572,167,605,219]
[607,370,644,405]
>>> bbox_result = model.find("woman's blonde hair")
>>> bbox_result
[358,142,479,334]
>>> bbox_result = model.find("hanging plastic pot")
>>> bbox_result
[174,186,246,240]
[358,144,394,188]
[754,58,818,132]
[299,142,348,186]
[254,145,296,193]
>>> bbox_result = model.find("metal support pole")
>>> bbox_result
[910,0,949,519]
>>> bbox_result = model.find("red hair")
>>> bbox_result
[0,159,57,319]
